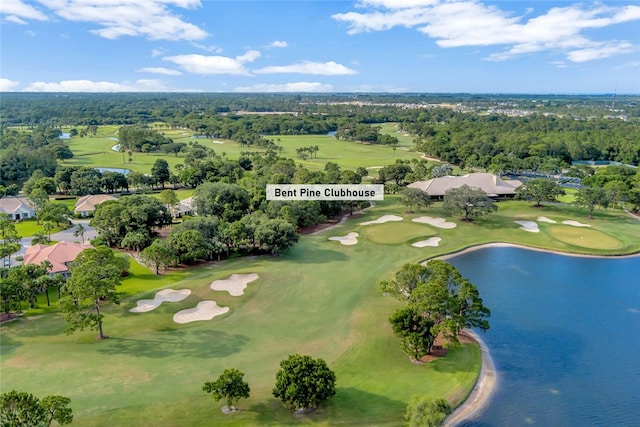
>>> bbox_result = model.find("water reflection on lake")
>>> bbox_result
[447,247,640,427]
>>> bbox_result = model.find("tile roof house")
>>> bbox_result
[23,241,93,275]
[0,196,36,220]
[408,173,523,198]
[74,194,117,217]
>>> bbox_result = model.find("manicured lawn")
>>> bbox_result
[2,197,638,425]
[61,124,424,175]
[360,221,436,244]
[14,219,68,238]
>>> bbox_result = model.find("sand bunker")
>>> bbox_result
[329,232,359,246]
[412,216,457,229]
[515,221,540,233]
[212,140,225,144]
[537,216,557,223]
[360,215,403,225]
[173,301,229,324]
[562,220,591,227]
[130,289,191,313]
[412,237,442,247]
[210,273,259,296]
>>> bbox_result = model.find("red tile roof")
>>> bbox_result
[23,241,93,274]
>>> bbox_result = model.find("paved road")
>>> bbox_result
[4,219,98,267]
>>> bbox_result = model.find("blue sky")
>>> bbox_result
[1,0,639,93]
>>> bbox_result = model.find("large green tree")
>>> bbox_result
[59,247,122,339]
[140,239,175,274]
[202,368,250,412]
[0,390,72,427]
[254,218,298,255]
[151,159,171,189]
[400,187,432,213]
[515,178,564,207]
[383,261,490,353]
[404,396,452,427]
[574,186,610,218]
[390,306,436,361]
[272,354,336,412]
[410,260,491,347]
[442,184,497,221]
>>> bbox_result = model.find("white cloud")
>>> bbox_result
[334,1,640,63]
[358,0,438,9]
[137,67,182,76]
[255,61,357,75]
[567,41,636,63]
[234,82,333,92]
[0,78,20,91]
[5,15,28,24]
[33,0,207,41]
[0,0,48,21]
[151,48,164,58]
[164,51,260,75]
[22,78,195,92]
[269,40,288,48]
[191,43,223,53]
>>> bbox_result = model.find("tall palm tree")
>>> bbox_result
[73,223,86,244]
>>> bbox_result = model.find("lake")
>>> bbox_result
[447,247,640,426]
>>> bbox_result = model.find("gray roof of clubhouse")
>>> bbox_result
[407,173,523,197]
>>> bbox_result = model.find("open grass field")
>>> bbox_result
[14,219,68,238]
[2,196,638,426]
[60,124,425,175]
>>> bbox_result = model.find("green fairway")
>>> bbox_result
[61,124,424,175]
[2,196,639,426]
[0,220,480,426]
[360,221,436,245]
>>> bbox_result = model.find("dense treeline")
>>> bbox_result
[2,93,639,127]
[408,111,640,167]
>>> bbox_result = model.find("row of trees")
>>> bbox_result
[203,354,336,413]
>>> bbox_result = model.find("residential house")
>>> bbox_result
[0,196,36,220]
[74,194,117,217]
[408,173,523,199]
[171,196,194,218]
[23,241,93,276]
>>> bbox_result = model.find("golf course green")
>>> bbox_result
[2,196,639,426]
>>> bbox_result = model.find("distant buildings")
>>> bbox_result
[408,173,522,199]
[0,196,35,220]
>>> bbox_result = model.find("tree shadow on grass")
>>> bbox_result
[249,387,405,425]
[0,333,22,356]
[97,329,249,359]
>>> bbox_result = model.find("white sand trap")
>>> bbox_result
[562,220,591,227]
[329,232,359,246]
[537,216,557,224]
[173,301,229,324]
[360,215,403,225]
[210,273,259,296]
[515,221,540,233]
[412,216,457,229]
[130,289,191,313]
[412,237,442,247]
[212,140,225,144]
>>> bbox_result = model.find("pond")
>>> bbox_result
[96,167,130,175]
[447,247,640,426]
